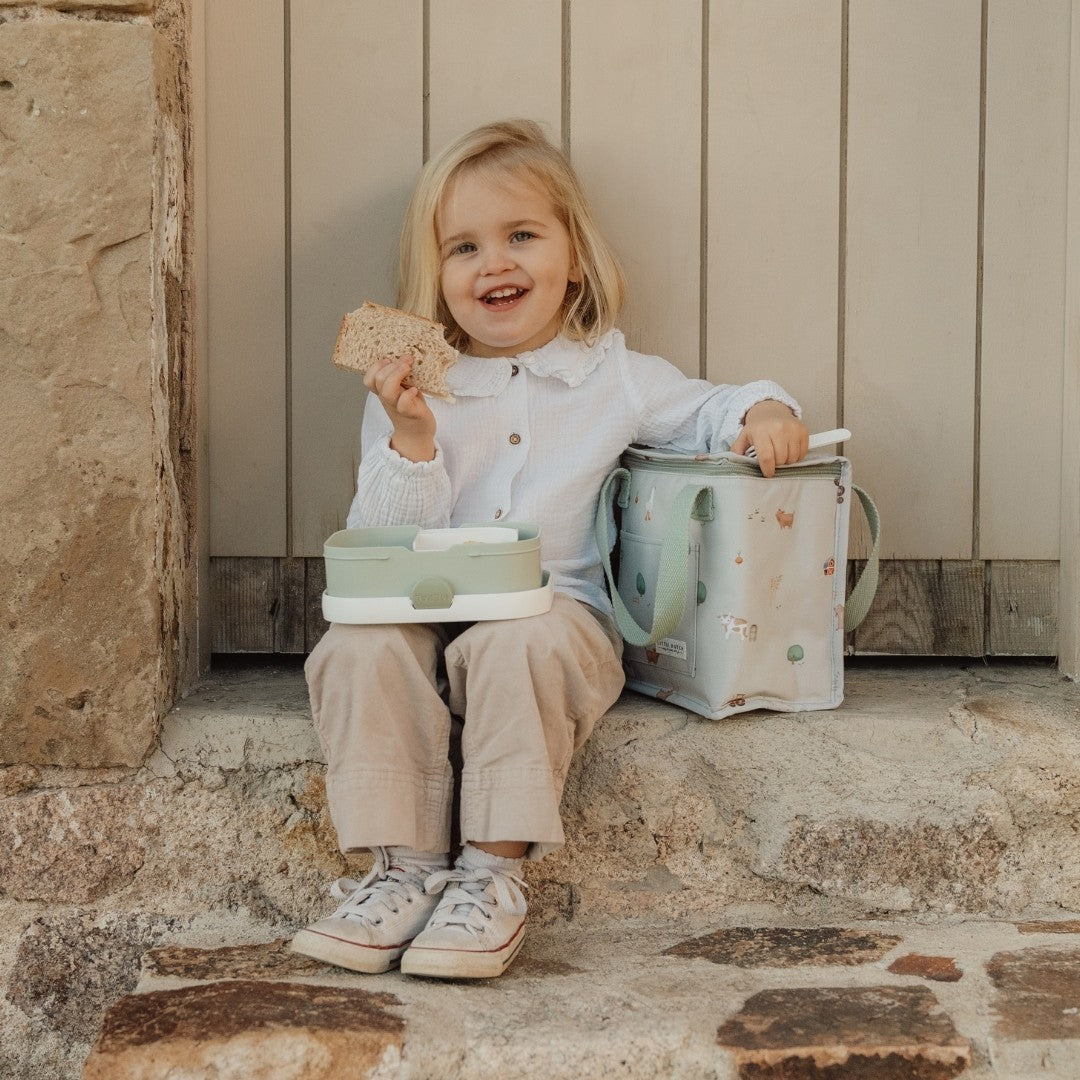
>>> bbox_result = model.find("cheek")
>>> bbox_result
[439,265,463,303]
[439,268,474,323]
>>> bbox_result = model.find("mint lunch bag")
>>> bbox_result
[596,445,880,720]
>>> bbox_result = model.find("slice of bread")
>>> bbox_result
[333,301,458,402]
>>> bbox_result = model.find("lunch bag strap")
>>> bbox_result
[598,469,882,643]
[596,467,712,647]
[845,485,881,631]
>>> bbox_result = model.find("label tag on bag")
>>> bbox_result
[655,638,688,661]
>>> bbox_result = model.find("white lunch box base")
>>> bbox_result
[322,574,554,624]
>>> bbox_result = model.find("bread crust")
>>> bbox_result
[333,301,458,401]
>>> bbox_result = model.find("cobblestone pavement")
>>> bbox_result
[80,913,1080,1078]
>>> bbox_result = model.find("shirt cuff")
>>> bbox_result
[730,379,802,426]
[347,436,451,529]
[377,434,445,475]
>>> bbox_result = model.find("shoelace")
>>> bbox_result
[328,846,426,926]
[423,864,528,937]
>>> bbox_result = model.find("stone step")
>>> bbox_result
[5,662,1079,1076]
[80,914,1080,1079]
[141,659,1080,923]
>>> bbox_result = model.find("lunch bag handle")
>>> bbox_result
[596,467,881,646]
[844,486,880,631]
[595,468,713,647]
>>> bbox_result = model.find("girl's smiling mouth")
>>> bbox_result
[481,286,528,307]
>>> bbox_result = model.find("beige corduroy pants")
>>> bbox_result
[304,593,625,860]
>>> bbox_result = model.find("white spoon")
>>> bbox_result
[745,427,851,459]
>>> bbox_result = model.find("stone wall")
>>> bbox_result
[0,0,196,768]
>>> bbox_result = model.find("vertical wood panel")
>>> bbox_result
[980,0,1069,559]
[191,0,212,670]
[570,0,702,372]
[207,0,286,555]
[290,1,424,556]
[1059,0,1080,677]
[706,0,842,428]
[845,2,981,558]
[428,0,562,155]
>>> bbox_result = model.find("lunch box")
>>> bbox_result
[321,523,553,623]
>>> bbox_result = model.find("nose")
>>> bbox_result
[480,244,515,276]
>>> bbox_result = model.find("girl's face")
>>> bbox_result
[436,168,580,357]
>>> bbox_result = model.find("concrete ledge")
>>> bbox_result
[151,662,320,775]
[148,660,1080,920]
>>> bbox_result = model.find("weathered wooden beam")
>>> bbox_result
[275,557,307,655]
[211,557,1060,658]
[850,560,985,656]
[210,557,276,653]
[989,562,1059,656]
[304,557,329,655]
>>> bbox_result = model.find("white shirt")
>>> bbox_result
[349,330,800,615]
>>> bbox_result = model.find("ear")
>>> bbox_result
[568,259,583,285]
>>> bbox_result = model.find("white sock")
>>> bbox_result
[385,846,449,876]
[457,843,524,873]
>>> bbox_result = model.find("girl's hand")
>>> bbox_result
[730,400,809,478]
[364,353,437,463]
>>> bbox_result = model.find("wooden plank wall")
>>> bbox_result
[1064,0,1080,679]
[981,0,1070,562]
[205,0,1074,656]
[846,1,981,562]
[290,2,424,554]
[205,0,286,556]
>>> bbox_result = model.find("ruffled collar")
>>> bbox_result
[444,331,618,398]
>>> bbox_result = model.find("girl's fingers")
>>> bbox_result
[366,354,414,406]
[755,440,777,477]
[379,355,412,390]
[787,431,809,464]
[396,386,428,419]
[363,356,395,393]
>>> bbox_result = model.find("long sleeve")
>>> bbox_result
[345,393,453,529]
[618,348,801,454]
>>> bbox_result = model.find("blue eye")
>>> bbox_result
[452,242,477,255]
[510,230,536,243]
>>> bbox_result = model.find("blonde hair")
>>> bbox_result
[398,119,626,352]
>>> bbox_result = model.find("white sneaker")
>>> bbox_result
[290,847,442,973]
[400,861,528,979]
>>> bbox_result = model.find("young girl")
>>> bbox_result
[292,119,808,980]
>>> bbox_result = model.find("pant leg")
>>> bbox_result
[304,621,455,853]
[444,593,625,859]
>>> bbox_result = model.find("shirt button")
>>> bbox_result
[509,433,521,445]
[494,508,503,519]
[511,364,520,376]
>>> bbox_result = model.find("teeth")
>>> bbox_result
[486,288,521,300]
